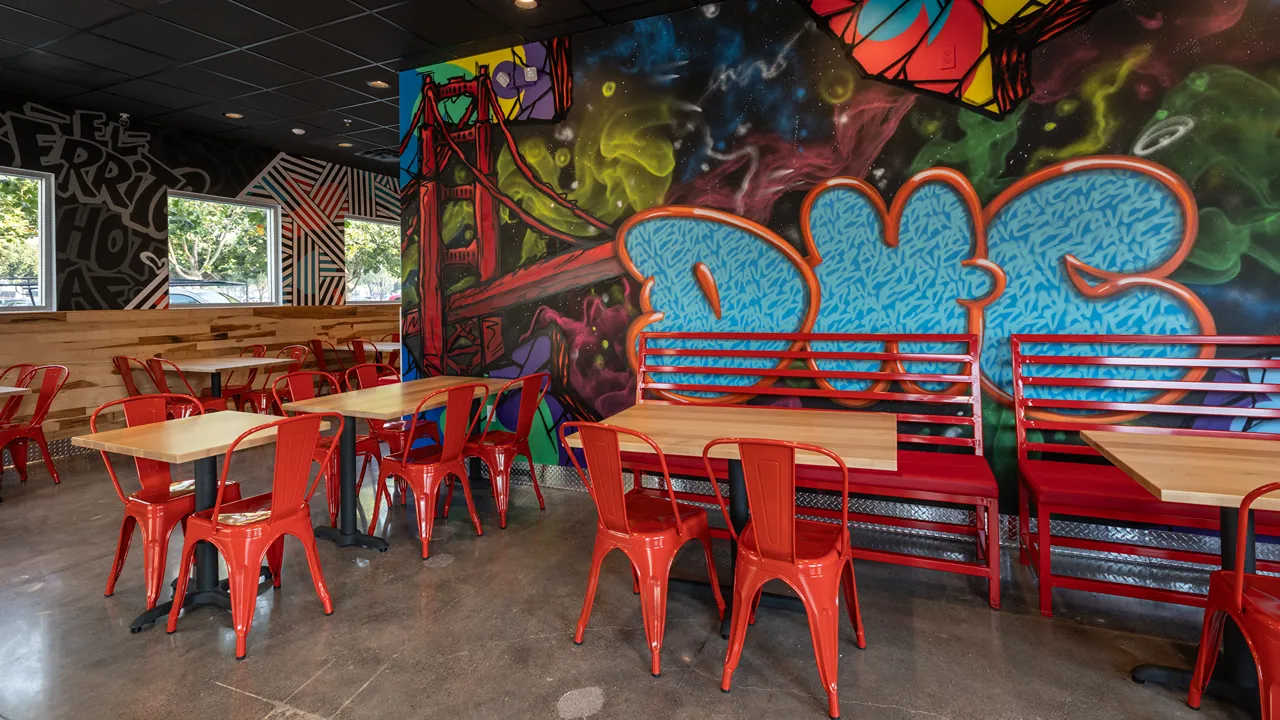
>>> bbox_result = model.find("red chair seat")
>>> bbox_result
[740,518,843,563]
[623,493,708,533]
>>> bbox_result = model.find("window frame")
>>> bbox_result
[343,215,401,305]
[167,189,283,307]
[0,166,56,313]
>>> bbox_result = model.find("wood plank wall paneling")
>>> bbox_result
[0,304,399,440]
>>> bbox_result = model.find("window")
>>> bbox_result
[345,217,401,303]
[167,192,280,305]
[0,167,55,311]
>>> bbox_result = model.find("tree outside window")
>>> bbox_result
[345,218,400,302]
[168,194,277,304]
[0,172,44,308]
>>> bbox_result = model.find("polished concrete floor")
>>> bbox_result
[0,447,1252,720]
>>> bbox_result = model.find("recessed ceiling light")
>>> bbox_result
[367,80,390,89]
[337,142,353,148]
[514,0,538,8]
[291,128,306,135]
[223,112,244,119]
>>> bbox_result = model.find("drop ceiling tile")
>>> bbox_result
[149,0,292,46]
[347,126,398,147]
[0,67,86,98]
[234,90,324,118]
[346,0,401,10]
[3,50,128,89]
[236,0,365,29]
[446,34,527,60]
[250,33,367,76]
[582,0,656,10]
[307,14,436,64]
[3,0,131,29]
[276,78,372,108]
[195,50,310,88]
[294,109,374,133]
[468,0,593,28]
[92,13,233,62]
[149,64,260,99]
[105,78,210,109]
[0,7,76,46]
[377,1,510,46]
[0,39,26,61]
[326,65,397,98]
[333,100,396,125]
[598,0,697,23]
[383,48,456,72]
[522,14,605,42]
[185,100,279,126]
[65,90,169,119]
[42,33,174,76]
[149,110,239,134]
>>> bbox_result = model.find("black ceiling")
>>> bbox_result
[0,0,714,174]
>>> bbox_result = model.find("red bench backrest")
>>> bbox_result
[1010,334,1280,463]
[635,331,984,456]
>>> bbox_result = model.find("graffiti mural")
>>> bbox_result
[0,99,398,310]
[400,0,1280,479]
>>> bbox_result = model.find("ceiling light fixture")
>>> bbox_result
[514,0,538,8]
[337,142,354,148]
[291,128,306,135]
[367,80,390,89]
[223,112,244,119]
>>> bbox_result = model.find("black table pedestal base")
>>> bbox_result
[315,525,389,551]
[131,567,274,633]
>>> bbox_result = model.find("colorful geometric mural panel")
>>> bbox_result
[801,0,1116,116]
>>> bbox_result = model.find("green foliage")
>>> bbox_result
[0,174,40,279]
[345,218,401,300]
[168,196,269,297]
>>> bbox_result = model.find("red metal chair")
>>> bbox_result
[309,338,347,380]
[0,364,34,422]
[111,356,156,397]
[367,383,489,557]
[463,373,549,528]
[704,438,865,720]
[94,395,245,609]
[166,412,342,659]
[206,344,266,410]
[347,339,378,366]
[0,365,69,486]
[272,371,378,526]
[240,345,309,415]
[1189,481,1280,716]
[147,357,228,413]
[559,422,725,678]
[344,363,429,508]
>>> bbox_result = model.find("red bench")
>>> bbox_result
[1012,334,1280,616]
[625,331,1001,609]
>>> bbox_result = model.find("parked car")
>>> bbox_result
[169,288,241,304]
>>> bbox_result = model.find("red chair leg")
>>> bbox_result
[166,540,199,633]
[574,534,613,644]
[104,515,137,598]
[523,445,545,511]
[1036,500,1054,618]
[33,429,58,484]
[141,519,175,610]
[984,500,1001,610]
[841,560,866,649]
[721,564,767,693]
[10,439,28,482]
[1188,608,1228,709]
[632,549,675,677]
[325,454,340,527]
[1018,483,1031,566]
[266,538,285,588]
[296,529,334,614]
[412,478,440,559]
[440,478,454,519]
[796,576,843,719]
[367,467,393,535]
[228,542,268,660]
[486,450,513,529]
[697,527,726,620]
[452,469,484,537]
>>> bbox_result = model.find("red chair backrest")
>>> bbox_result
[228,344,267,389]
[559,421,684,537]
[146,357,199,396]
[1235,482,1280,609]
[402,383,489,463]
[479,373,550,444]
[258,345,309,391]
[309,339,346,374]
[635,331,984,456]
[345,363,397,391]
[0,363,35,424]
[380,333,400,342]
[111,356,154,397]
[348,339,378,366]
[273,371,339,413]
[209,413,342,530]
[91,394,202,503]
[702,438,849,564]
[19,365,69,429]
[1010,335,1280,463]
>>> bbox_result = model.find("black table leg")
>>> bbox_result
[210,372,222,399]
[315,414,388,551]
[1131,507,1260,718]
[131,456,271,631]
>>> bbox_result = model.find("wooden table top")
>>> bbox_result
[1082,430,1280,511]
[71,411,330,464]
[563,403,899,471]
[0,385,31,398]
[369,341,400,353]
[282,376,506,420]
[164,356,297,374]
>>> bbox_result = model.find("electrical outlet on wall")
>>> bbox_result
[940,45,956,70]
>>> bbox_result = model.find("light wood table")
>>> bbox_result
[72,411,325,632]
[565,403,898,633]
[369,341,400,354]
[0,385,30,398]
[164,356,296,398]
[282,376,505,550]
[1082,429,1280,710]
